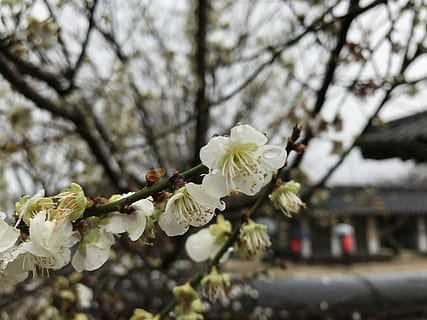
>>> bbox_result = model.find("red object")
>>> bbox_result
[290,237,302,254]
[341,234,354,253]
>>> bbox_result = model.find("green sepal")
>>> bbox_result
[209,214,231,245]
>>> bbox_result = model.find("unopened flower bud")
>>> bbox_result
[173,282,203,319]
[130,308,159,320]
[176,309,203,320]
[73,313,89,320]
[209,214,231,244]
[173,282,198,311]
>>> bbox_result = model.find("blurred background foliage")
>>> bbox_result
[1,0,427,319]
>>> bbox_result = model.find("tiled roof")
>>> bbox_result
[310,187,427,216]
[356,110,427,162]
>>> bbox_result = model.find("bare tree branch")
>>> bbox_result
[192,0,209,165]
[0,52,128,192]
[301,9,426,201]
[285,0,363,179]
[64,0,98,92]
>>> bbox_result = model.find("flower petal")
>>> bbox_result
[51,248,71,270]
[233,172,269,196]
[72,244,111,272]
[0,254,29,289]
[105,213,126,234]
[200,136,229,168]
[201,172,229,198]
[185,229,219,262]
[186,183,225,210]
[258,145,287,170]
[189,210,215,227]
[0,219,19,252]
[158,211,188,236]
[124,213,147,241]
[133,199,154,217]
[230,124,267,145]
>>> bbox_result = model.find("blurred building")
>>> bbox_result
[288,187,427,262]
[282,110,427,262]
[356,109,427,162]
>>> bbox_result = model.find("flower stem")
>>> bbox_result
[157,176,276,319]
[83,164,208,218]
[156,125,301,319]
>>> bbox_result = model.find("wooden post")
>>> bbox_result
[417,215,427,253]
[301,218,312,258]
[366,216,380,255]
[331,231,342,257]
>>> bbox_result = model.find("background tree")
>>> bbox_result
[1,0,427,319]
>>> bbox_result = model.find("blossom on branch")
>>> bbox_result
[200,124,286,197]
[14,189,55,226]
[71,218,115,272]
[201,266,230,302]
[173,282,203,320]
[55,183,88,222]
[185,214,231,262]
[269,180,305,217]
[20,210,79,273]
[236,219,271,258]
[158,183,225,236]
[105,198,154,241]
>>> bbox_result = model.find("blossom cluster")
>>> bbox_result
[0,184,155,288]
[0,124,303,311]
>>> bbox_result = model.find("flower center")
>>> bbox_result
[219,142,261,188]
[23,253,56,277]
[56,192,78,222]
[242,222,271,256]
[174,189,213,226]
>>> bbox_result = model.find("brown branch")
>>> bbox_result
[284,0,362,179]
[42,0,72,68]
[0,52,127,192]
[0,40,69,95]
[210,0,386,108]
[192,0,209,166]
[301,9,424,202]
[64,0,98,92]
[0,52,74,119]
[301,88,392,202]
[94,23,167,169]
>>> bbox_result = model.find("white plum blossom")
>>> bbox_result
[158,183,225,236]
[200,124,287,197]
[236,219,271,258]
[185,214,231,262]
[72,196,153,272]
[20,210,79,272]
[72,224,115,272]
[105,198,154,241]
[185,229,221,262]
[14,189,53,227]
[269,180,305,217]
[55,183,87,222]
[201,266,230,302]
